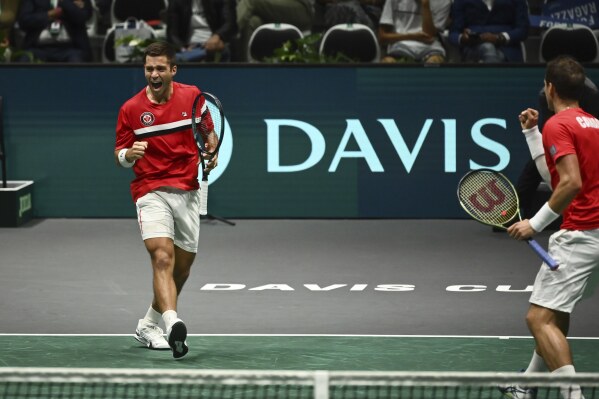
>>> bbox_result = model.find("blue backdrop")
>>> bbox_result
[2,64,596,218]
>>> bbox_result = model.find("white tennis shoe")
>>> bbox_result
[134,319,169,350]
[167,319,189,359]
[498,384,538,399]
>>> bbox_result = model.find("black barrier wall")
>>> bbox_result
[2,65,597,218]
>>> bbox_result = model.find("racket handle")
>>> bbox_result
[526,239,559,270]
[199,180,208,216]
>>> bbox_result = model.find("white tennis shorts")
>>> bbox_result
[529,228,599,313]
[135,187,201,253]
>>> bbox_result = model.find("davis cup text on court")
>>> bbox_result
[199,284,535,292]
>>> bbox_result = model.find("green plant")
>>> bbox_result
[0,31,36,62]
[114,36,157,62]
[265,33,353,63]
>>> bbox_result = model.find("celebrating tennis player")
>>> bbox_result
[114,41,218,360]
[500,56,599,399]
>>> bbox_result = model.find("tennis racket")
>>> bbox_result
[457,169,559,270]
[191,91,225,216]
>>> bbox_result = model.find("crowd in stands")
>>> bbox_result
[0,0,596,63]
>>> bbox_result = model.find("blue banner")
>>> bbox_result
[533,0,599,28]
[1,65,598,218]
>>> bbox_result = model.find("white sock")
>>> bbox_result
[525,350,547,373]
[552,365,584,399]
[143,306,162,325]
[162,310,178,331]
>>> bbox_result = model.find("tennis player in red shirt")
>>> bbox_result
[501,56,599,399]
[114,41,218,359]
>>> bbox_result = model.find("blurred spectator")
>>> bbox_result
[166,0,237,62]
[378,0,450,64]
[92,0,112,34]
[448,0,529,63]
[236,0,313,61]
[0,0,21,50]
[110,0,166,27]
[17,0,93,62]
[94,0,111,15]
[313,0,383,33]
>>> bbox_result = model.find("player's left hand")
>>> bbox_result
[519,108,539,130]
[203,153,218,172]
[204,130,219,171]
[507,220,536,240]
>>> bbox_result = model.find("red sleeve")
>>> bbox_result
[115,104,134,150]
[543,118,576,163]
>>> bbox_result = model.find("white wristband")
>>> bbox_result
[118,148,135,168]
[529,202,560,232]
[522,125,544,160]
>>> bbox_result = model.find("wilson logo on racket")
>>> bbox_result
[140,112,155,126]
[468,179,506,213]
[457,169,559,270]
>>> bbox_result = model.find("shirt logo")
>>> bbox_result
[182,112,188,117]
[140,112,155,126]
[550,145,557,158]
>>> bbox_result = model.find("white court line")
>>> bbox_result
[0,333,598,340]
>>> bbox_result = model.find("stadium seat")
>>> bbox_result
[539,24,599,63]
[102,21,156,63]
[319,23,380,62]
[102,27,117,63]
[110,0,167,39]
[247,23,303,62]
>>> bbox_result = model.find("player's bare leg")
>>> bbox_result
[134,237,175,351]
[145,237,178,312]
[527,304,571,370]
[145,237,189,359]
[173,245,195,295]
[527,304,583,399]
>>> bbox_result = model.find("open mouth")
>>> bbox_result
[150,81,163,90]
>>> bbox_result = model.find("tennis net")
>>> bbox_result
[1,368,599,399]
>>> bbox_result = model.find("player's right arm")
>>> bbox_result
[114,141,148,167]
[547,153,581,214]
[114,105,149,167]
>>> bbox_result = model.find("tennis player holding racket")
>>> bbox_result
[499,56,599,399]
[114,41,218,360]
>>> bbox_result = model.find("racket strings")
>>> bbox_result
[194,96,223,157]
[458,172,518,226]
[191,95,205,152]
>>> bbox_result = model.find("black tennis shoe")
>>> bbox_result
[167,319,188,359]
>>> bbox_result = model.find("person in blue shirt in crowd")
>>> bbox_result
[448,0,529,63]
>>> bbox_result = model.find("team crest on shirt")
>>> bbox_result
[140,112,155,126]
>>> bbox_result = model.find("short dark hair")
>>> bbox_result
[545,55,586,101]
[144,41,177,67]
